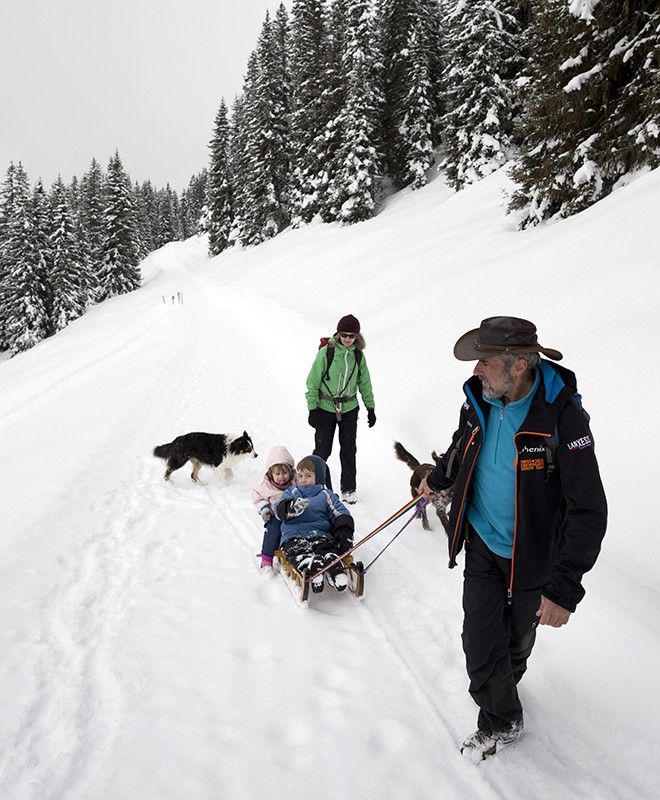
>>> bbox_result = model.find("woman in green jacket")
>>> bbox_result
[305,314,376,503]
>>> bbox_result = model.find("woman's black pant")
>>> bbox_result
[312,407,358,494]
[462,527,541,735]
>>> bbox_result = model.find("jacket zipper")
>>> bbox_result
[508,430,552,602]
[449,426,481,564]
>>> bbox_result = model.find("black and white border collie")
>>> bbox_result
[153,431,257,485]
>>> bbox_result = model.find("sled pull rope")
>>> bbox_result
[361,497,430,574]
[308,494,429,581]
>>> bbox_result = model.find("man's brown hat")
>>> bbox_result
[453,316,563,361]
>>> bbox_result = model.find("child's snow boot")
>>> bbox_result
[325,561,348,592]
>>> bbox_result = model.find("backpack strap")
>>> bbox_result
[322,342,362,383]
[322,343,335,382]
[545,429,558,481]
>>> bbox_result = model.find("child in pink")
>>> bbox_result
[251,445,297,568]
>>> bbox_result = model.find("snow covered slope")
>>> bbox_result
[1,166,658,799]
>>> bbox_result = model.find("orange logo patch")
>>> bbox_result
[520,458,545,471]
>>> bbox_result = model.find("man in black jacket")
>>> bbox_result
[420,317,607,762]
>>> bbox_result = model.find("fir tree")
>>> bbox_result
[228,95,250,246]
[181,169,208,238]
[270,4,293,218]
[98,151,140,300]
[135,180,158,257]
[231,52,264,246]
[80,158,106,277]
[207,99,234,255]
[379,0,445,188]
[233,11,292,246]
[67,175,82,216]
[30,180,55,335]
[288,0,329,225]
[331,0,383,224]
[154,184,182,248]
[441,0,524,190]
[314,0,349,220]
[509,0,660,226]
[0,163,17,349]
[0,163,18,239]
[2,167,51,354]
[397,19,436,189]
[49,176,92,330]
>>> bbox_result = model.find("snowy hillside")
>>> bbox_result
[1,165,659,800]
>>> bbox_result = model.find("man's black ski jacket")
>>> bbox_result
[426,360,607,612]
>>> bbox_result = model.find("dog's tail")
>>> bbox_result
[393,441,421,471]
[153,442,174,460]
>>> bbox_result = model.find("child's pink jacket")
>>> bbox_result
[251,445,297,515]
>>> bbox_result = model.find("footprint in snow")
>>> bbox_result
[369,717,412,755]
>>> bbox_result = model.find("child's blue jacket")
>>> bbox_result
[274,484,351,545]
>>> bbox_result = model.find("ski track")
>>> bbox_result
[0,269,471,798]
[2,244,657,799]
[0,305,176,426]
[0,478,170,798]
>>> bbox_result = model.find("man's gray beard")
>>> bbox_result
[482,371,514,400]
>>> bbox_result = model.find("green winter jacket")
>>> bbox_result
[306,337,375,415]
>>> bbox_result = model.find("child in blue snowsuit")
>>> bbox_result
[274,455,354,593]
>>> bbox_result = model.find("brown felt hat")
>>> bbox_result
[454,316,563,361]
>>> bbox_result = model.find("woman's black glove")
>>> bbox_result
[308,409,321,428]
[367,408,376,427]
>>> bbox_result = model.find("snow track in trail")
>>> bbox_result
[4,231,657,798]
[0,305,179,426]
[98,472,470,800]
[0,477,167,799]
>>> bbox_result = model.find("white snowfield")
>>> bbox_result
[1,167,658,800]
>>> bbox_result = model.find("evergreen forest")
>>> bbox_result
[2,0,658,357]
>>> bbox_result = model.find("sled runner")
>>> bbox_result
[274,549,364,606]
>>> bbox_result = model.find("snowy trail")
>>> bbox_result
[0,248,479,800]
[2,202,659,799]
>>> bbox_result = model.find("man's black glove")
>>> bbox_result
[308,409,321,428]
[367,408,376,428]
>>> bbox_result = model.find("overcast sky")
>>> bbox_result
[1,0,291,191]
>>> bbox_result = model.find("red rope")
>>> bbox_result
[307,494,428,582]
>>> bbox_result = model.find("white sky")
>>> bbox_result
[0,0,291,191]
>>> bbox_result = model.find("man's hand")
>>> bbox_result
[536,595,571,628]
[419,476,433,499]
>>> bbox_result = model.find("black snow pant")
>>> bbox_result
[281,536,340,574]
[312,407,358,495]
[462,527,541,735]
